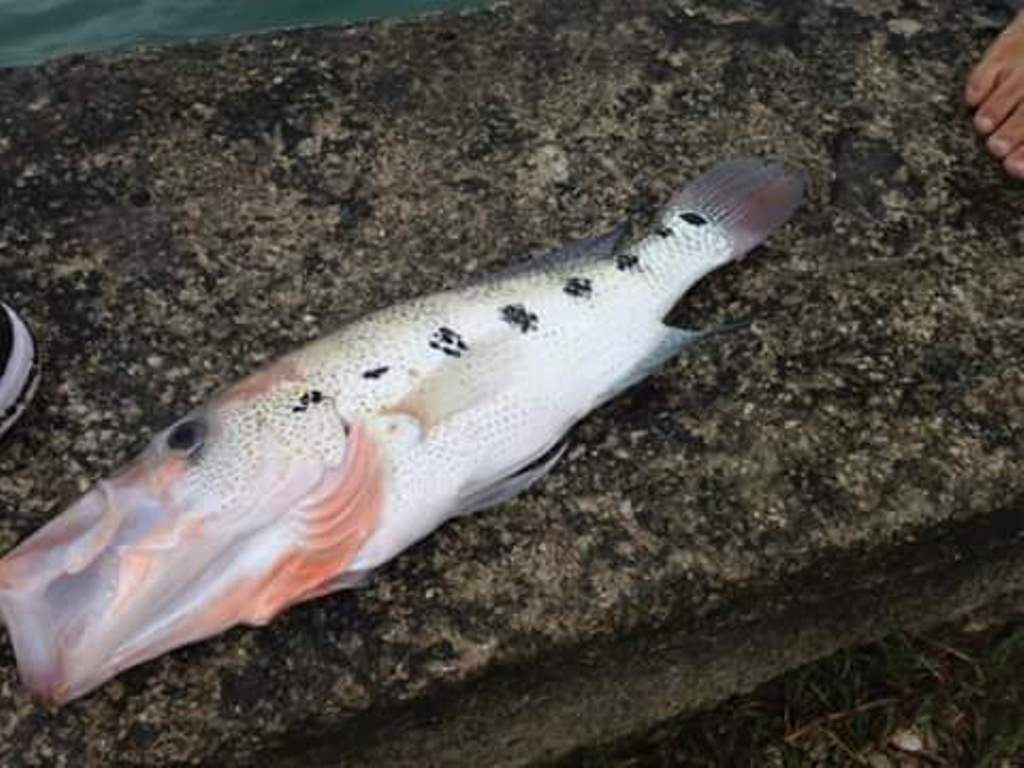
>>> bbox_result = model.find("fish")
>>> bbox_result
[0,158,805,705]
[0,302,40,441]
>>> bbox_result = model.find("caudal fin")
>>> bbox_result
[664,158,806,259]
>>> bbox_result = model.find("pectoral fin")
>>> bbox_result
[241,421,385,623]
[384,333,522,432]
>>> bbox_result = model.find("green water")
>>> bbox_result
[0,0,484,68]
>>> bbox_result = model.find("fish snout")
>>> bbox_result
[0,485,123,704]
[0,417,385,705]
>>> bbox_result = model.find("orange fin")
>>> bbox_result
[191,422,385,631]
[246,421,384,624]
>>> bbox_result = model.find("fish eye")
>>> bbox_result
[679,212,708,226]
[166,417,207,454]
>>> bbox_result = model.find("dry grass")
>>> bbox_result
[557,618,1024,767]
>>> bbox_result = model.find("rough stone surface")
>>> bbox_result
[0,0,1022,764]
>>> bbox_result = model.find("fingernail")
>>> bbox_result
[990,137,1010,156]
[1008,157,1024,179]
[976,114,994,133]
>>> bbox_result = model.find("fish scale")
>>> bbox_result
[300,161,802,570]
[0,158,805,705]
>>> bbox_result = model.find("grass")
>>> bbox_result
[559,618,1024,767]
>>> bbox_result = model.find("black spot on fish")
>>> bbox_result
[292,389,325,413]
[429,327,468,357]
[362,366,390,380]
[429,341,460,357]
[500,303,539,333]
[655,226,674,238]
[616,253,640,271]
[564,277,593,298]
[440,327,468,350]
[680,212,708,226]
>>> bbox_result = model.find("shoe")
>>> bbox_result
[0,302,39,440]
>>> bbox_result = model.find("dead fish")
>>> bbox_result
[0,158,804,705]
[0,303,39,441]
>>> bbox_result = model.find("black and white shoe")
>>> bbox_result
[0,302,39,440]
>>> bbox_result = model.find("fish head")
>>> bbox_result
[0,359,383,705]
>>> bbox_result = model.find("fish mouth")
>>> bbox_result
[0,420,385,705]
[0,475,196,704]
[0,466,258,705]
[0,484,123,704]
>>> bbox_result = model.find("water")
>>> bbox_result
[0,0,483,68]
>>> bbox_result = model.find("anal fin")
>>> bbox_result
[609,328,705,396]
[599,321,750,405]
[456,439,569,516]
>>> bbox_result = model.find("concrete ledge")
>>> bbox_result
[1,0,1022,764]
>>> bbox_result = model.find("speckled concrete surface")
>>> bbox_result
[0,0,1022,764]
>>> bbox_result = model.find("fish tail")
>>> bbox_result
[607,162,804,396]
[662,158,806,260]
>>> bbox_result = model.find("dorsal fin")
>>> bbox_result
[499,224,628,276]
